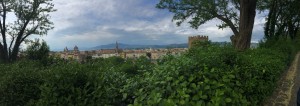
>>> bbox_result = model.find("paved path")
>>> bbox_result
[263,53,300,106]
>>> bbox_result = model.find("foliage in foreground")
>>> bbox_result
[0,40,298,105]
[0,0,55,62]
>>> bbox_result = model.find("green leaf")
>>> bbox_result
[236,81,242,86]
[122,93,127,100]
[183,94,190,98]
[201,95,208,99]
[225,98,232,103]
[179,76,184,80]
[188,76,194,82]
[228,74,235,79]
[191,83,197,89]
[179,100,185,105]
[204,85,210,90]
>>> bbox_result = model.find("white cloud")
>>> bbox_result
[43,0,265,50]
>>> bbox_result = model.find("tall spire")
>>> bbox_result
[116,41,119,50]
[115,41,119,54]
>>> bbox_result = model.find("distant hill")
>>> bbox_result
[89,43,188,50]
[81,42,259,51]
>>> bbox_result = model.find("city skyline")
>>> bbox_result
[40,0,266,51]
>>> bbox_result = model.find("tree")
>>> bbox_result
[25,39,49,61]
[146,52,151,59]
[157,0,258,51]
[0,0,55,62]
[264,0,300,40]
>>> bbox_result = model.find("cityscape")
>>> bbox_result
[50,35,209,62]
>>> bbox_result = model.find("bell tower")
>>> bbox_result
[74,45,79,60]
[115,41,119,54]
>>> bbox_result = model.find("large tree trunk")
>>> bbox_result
[0,41,22,63]
[0,44,5,62]
[0,44,9,63]
[233,0,257,51]
[10,42,21,62]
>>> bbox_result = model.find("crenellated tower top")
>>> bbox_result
[188,35,209,48]
[188,35,209,40]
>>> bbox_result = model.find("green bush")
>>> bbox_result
[236,48,286,104]
[259,37,297,64]
[0,39,298,105]
[126,42,296,105]
[34,62,129,105]
[24,39,52,66]
[129,55,249,105]
[0,61,44,106]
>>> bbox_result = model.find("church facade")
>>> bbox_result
[60,45,86,62]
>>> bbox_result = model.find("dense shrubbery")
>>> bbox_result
[0,39,298,105]
[0,61,44,105]
[129,40,295,105]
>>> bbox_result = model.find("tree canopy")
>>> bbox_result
[157,0,258,51]
[25,39,50,61]
[264,0,300,40]
[157,0,239,31]
[0,0,55,62]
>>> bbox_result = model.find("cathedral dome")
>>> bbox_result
[74,45,79,50]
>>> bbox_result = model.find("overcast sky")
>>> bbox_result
[41,0,266,51]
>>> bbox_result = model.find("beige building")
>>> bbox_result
[92,49,121,59]
[91,41,123,59]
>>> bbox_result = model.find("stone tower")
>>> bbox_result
[188,35,208,48]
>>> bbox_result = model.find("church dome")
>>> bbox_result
[74,45,79,50]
